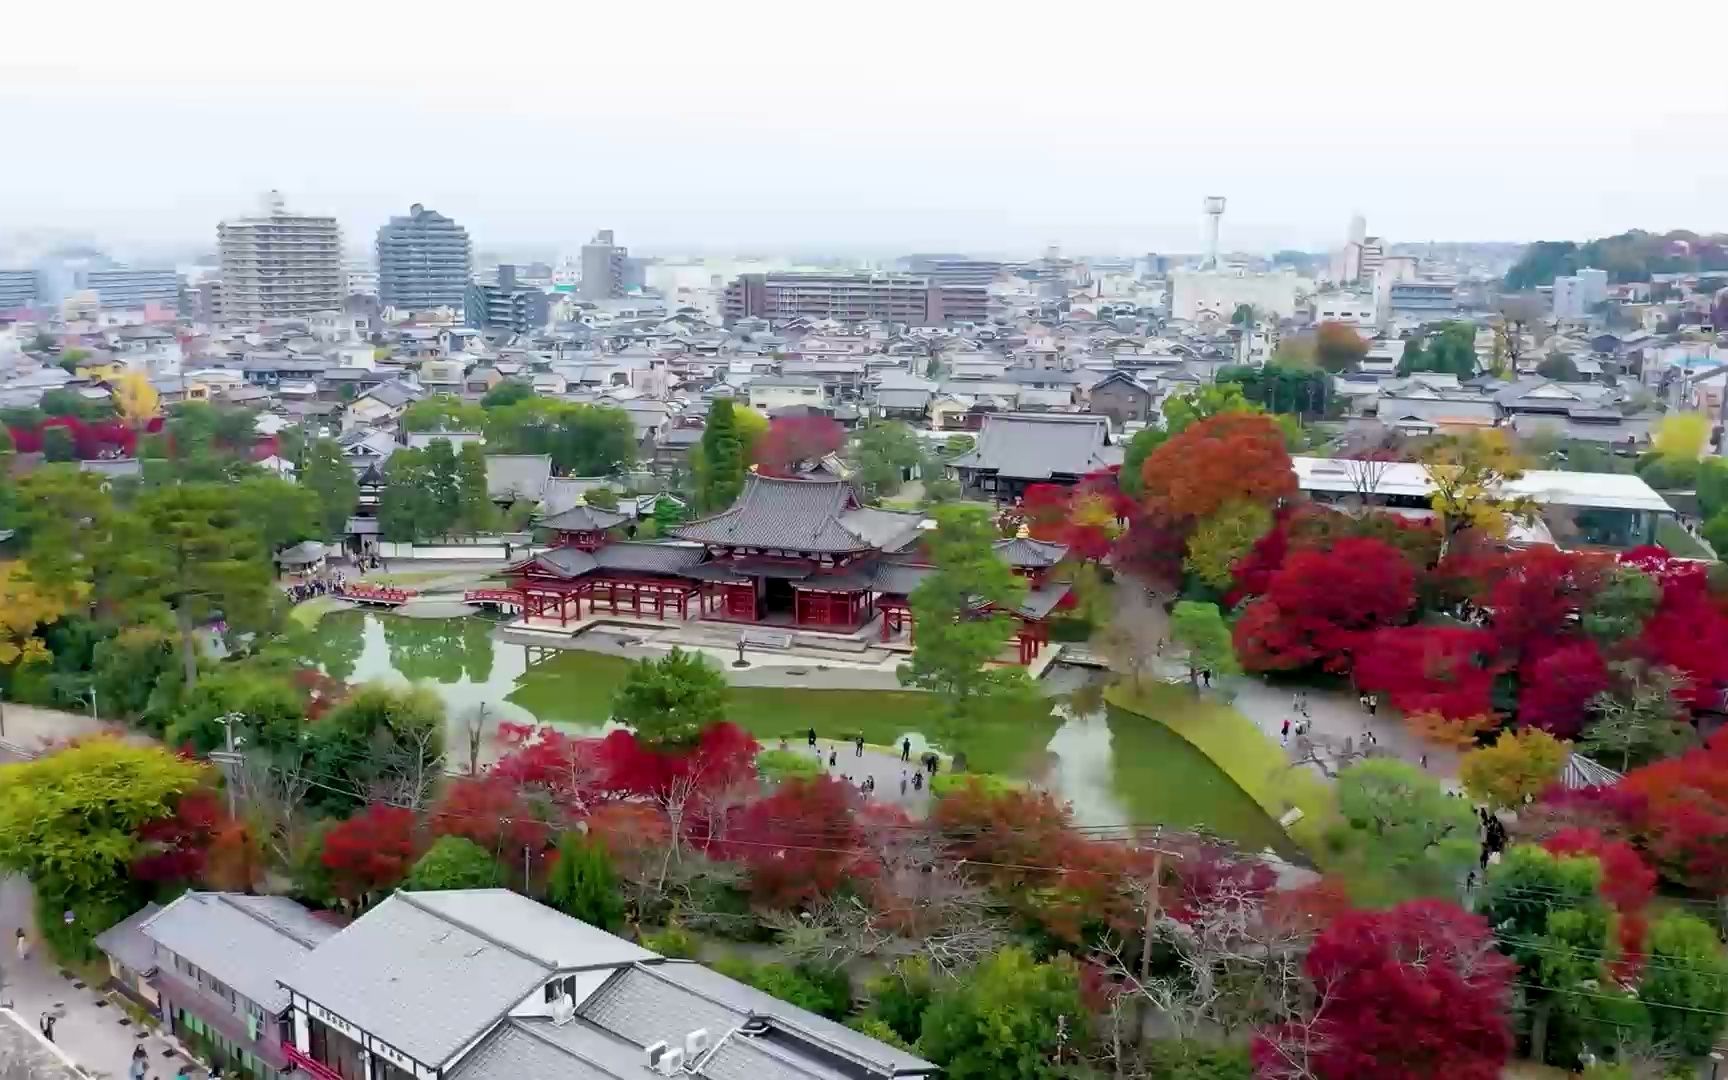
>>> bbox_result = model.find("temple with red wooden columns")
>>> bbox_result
[502,473,1073,664]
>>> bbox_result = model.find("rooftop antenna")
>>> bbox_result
[1202,196,1227,270]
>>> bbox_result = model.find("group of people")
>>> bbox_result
[130,1045,203,1079]
[789,729,943,801]
[283,572,347,605]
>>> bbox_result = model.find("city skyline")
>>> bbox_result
[3,1,1727,256]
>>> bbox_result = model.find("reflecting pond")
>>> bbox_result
[299,611,1294,854]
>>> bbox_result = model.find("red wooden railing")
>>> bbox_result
[282,1043,345,1080]
[337,583,415,605]
[464,589,524,605]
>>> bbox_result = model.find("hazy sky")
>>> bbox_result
[5,0,1727,259]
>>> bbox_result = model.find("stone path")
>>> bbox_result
[772,736,943,816]
[1,877,206,1080]
[1110,581,1461,783]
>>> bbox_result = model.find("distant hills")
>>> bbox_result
[1505,229,1728,290]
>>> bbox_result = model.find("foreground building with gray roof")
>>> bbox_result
[278,888,932,1080]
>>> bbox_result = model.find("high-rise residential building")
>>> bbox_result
[465,264,550,334]
[0,269,39,312]
[376,204,472,313]
[578,229,628,301]
[77,267,181,311]
[216,191,343,323]
[721,272,988,325]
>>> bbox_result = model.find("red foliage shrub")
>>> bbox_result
[1254,900,1514,1080]
[130,788,222,884]
[320,804,419,899]
[719,776,864,909]
[1354,625,1503,720]
[752,415,844,475]
[431,775,554,857]
[1234,538,1417,673]
[1517,639,1611,738]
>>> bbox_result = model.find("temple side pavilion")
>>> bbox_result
[503,474,1073,662]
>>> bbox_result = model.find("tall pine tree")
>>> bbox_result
[697,399,746,511]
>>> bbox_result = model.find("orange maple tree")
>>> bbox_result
[1140,412,1295,521]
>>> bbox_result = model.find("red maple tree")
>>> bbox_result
[321,804,419,900]
[752,415,844,476]
[1255,900,1514,1080]
[1353,625,1502,721]
[719,776,865,909]
[1517,639,1611,738]
[1234,538,1417,673]
[431,775,554,859]
[1484,546,1607,662]
[130,788,223,884]
[1620,728,1728,891]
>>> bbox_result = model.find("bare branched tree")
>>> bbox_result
[240,751,314,862]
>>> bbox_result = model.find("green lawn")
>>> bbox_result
[1104,705,1299,858]
[1106,680,1338,860]
[506,649,1062,775]
[288,595,346,629]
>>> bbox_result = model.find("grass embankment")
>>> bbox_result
[1106,680,1337,861]
[287,596,347,629]
[507,650,1062,777]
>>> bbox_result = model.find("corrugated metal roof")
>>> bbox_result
[140,893,335,1014]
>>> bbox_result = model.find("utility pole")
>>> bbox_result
[209,711,246,818]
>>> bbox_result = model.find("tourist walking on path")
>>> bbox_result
[807,727,817,747]
[854,735,865,757]
[14,927,27,964]
[827,750,837,768]
[901,737,911,762]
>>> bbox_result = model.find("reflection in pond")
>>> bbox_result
[299,612,1294,854]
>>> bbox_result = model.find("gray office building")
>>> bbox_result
[465,265,550,334]
[79,267,181,311]
[376,203,472,314]
[0,269,38,312]
[579,229,629,301]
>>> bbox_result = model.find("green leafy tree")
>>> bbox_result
[1697,457,1728,520]
[1537,354,1582,381]
[651,495,688,533]
[481,380,533,408]
[850,421,925,498]
[1583,661,1693,771]
[1581,565,1660,645]
[163,665,306,752]
[40,388,111,421]
[40,425,75,462]
[1168,601,1238,688]
[1118,427,1167,499]
[1641,912,1728,1056]
[611,647,729,747]
[1397,337,1425,375]
[897,504,1031,735]
[111,484,275,686]
[12,465,119,599]
[1162,382,1258,436]
[917,947,1086,1080]
[1182,500,1272,590]
[405,836,501,890]
[0,739,208,959]
[304,684,445,815]
[483,398,636,475]
[303,437,359,537]
[1481,845,1624,1067]
[545,832,625,929]
[867,957,936,1046]
[695,399,747,511]
[231,472,320,556]
[1335,758,1478,879]
[402,394,485,433]
[379,446,431,541]
[584,486,620,511]
[455,442,496,534]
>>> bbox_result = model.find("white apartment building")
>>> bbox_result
[1553,267,1609,320]
[217,191,343,324]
